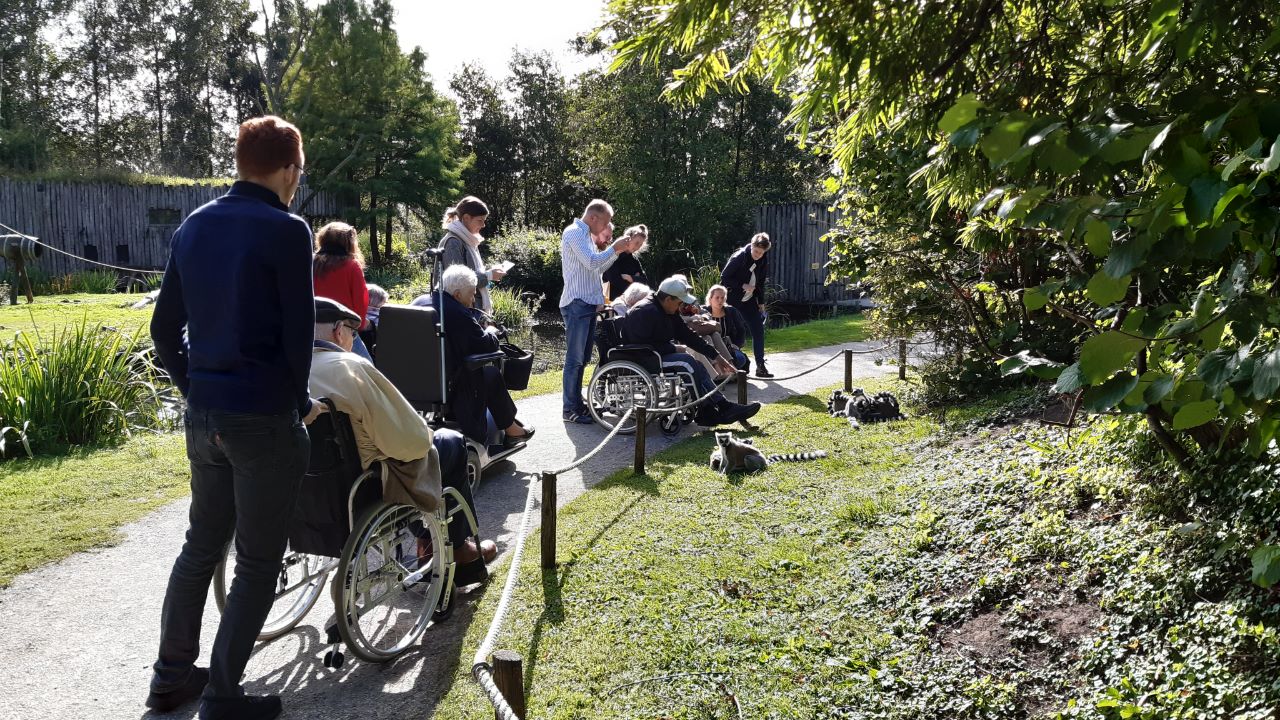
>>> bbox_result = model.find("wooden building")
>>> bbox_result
[0,177,339,277]
[753,201,863,305]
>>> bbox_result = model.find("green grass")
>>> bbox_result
[766,311,868,353]
[511,313,869,402]
[0,432,189,587]
[0,292,154,339]
[434,379,928,718]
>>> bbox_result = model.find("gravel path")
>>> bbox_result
[0,340,899,720]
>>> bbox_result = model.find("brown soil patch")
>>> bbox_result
[944,611,1010,658]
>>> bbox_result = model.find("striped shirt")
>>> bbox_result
[559,218,618,308]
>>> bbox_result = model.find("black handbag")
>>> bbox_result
[500,341,534,391]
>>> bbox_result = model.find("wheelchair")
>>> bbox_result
[586,312,699,436]
[213,400,480,666]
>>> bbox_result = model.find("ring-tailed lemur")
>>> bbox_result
[709,431,827,473]
[828,389,908,428]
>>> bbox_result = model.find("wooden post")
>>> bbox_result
[491,650,526,720]
[843,349,853,392]
[736,370,748,405]
[898,339,908,380]
[633,405,647,475]
[540,471,556,570]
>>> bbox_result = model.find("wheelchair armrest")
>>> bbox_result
[464,351,505,370]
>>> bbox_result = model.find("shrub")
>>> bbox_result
[490,286,540,335]
[0,322,165,456]
[486,226,563,300]
[65,270,118,294]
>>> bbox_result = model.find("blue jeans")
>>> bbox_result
[152,406,309,700]
[662,352,724,402]
[432,428,476,548]
[561,299,598,414]
[729,347,749,371]
[351,333,373,362]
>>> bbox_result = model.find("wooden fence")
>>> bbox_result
[753,202,861,305]
[0,177,340,276]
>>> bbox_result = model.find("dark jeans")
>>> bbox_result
[152,406,309,700]
[736,303,767,365]
[729,347,750,371]
[561,299,598,414]
[433,428,477,548]
[662,351,724,404]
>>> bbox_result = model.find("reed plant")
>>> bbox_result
[0,321,166,457]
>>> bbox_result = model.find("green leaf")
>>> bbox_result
[1264,136,1280,173]
[996,186,1049,221]
[1087,270,1130,306]
[939,94,984,134]
[1079,331,1147,384]
[1172,400,1219,429]
[999,350,1064,378]
[1143,373,1175,404]
[1083,219,1112,257]
[971,186,1008,215]
[1251,545,1280,589]
[950,122,982,148]
[1024,287,1048,312]
[1212,184,1249,222]
[1037,134,1087,175]
[1098,128,1157,164]
[1186,175,1228,225]
[1197,347,1239,390]
[1250,346,1280,399]
[1144,122,1175,165]
[1169,141,1210,184]
[1103,234,1154,277]
[1052,363,1085,394]
[1082,372,1139,412]
[980,112,1034,165]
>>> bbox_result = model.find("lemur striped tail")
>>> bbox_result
[765,450,827,463]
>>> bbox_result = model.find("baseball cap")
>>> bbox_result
[658,275,698,305]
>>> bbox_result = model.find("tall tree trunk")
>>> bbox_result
[384,209,393,259]
[154,42,164,165]
[368,192,381,266]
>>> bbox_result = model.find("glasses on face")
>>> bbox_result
[288,162,305,174]
[335,321,359,335]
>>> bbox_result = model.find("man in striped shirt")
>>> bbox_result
[559,199,636,423]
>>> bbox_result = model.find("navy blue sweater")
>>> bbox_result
[621,297,717,360]
[151,181,316,417]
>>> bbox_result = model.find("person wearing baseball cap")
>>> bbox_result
[621,275,760,426]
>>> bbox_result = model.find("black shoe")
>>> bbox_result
[694,403,723,427]
[146,667,209,712]
[503,425,535,447]
[453,557,490,587]
[199,694,282,720]
[721,401,761,425]
[755,363,774,379]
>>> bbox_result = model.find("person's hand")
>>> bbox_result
[303,400,328,425]
[621,273,634,282]
[489,266,506,282]
[484,323,499,335]
[742,283,754,293]
[758,303,766,313]
[610,237,630,253]
[713,357,734,376]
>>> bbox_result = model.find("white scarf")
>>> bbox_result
[446,218,485,273]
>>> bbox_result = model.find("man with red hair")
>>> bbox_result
[147,116,322,720]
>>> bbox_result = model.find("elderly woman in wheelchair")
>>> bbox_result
[212,298,497,669]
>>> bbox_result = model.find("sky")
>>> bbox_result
[390,0,612,95]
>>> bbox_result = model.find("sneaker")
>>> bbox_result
[199,694,282,720]
[562,410,594,424]
[694,402,722,427]
[146,667,209,712]
[755,363,774,379]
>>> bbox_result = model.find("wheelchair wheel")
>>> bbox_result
[214,540,331,642]
[333,502,446,663]
[588,361,657,434]
[659,410,682,436]
[465,448,482,494]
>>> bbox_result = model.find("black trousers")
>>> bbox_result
[152,406,309,700]
[480,364,518,430]
[432,427,476,547]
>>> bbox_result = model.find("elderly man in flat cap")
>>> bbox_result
[309,297,495,577]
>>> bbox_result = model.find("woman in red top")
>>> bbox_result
[313,221,372,360]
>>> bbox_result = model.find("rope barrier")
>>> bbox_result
[546,407,636,475]
[748,345,891,383]
[0,221,166,275]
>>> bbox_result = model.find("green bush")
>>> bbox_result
[0,322,165,456]
[486,226,563,300]
[489,286,539,334]
[4,269,121,295]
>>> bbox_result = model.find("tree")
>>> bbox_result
[507,51,584,230]
[451,63,521,236]
[612,0,1280,466]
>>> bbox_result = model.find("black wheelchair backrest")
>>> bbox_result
[375,303,445,412]
[290,400,380,558]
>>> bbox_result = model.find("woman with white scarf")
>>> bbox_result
[436,196,506,315]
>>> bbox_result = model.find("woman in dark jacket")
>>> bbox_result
[602,224,649,301]
[439,264,532,446]
[719,232,773,377]
[706,284,750,371]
